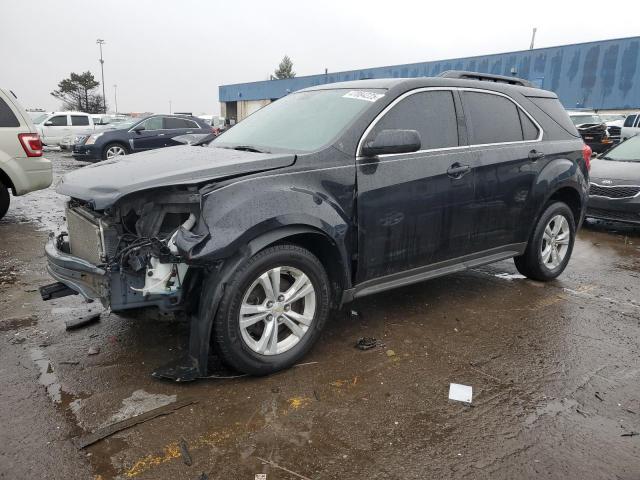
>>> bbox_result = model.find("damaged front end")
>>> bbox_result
[44,186,202,312]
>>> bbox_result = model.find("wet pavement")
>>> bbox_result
[1,150,639,479]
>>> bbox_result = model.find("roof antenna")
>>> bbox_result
[529,27,537,50]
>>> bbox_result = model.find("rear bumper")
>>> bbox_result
[2,156,52,195]
[44,234,108,301]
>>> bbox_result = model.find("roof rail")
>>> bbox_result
[438,70,534,88]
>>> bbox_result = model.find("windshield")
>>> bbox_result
[110,120,136,130]
[599,114,625,122]
[212,88,386,153]
[601,136,640,162]
[570,114,602,126]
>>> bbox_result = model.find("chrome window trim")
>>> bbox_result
[356,86,544,159]
[589,182,640,199]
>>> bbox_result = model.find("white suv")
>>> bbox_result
[33,111,95,146]
[621,112,640,141]
[0,88,52,219]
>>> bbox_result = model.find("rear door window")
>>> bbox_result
[48,115,68,126]
[462,91,523,144]
[71,115,90,126]
[164,117,189,129]
[369,90,459,150]
[0,96,20,127]
[623,115,636,127]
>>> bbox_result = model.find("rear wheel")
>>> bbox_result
[514,201,576,281]
[0,182,9,220]
[102,143,127,160]
[212,244,331,375]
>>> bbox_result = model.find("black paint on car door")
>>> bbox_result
[460,90,543,250]
[356,89,477,283]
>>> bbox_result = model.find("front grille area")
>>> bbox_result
[66,207,105,264]
[587,208,640,223]
[589,183,640,199]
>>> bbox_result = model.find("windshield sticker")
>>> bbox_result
[343,91,385,102]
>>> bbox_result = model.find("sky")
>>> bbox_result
[1,0,639,115]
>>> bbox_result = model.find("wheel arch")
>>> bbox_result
[102,140,130,158]
[0,167,16,194]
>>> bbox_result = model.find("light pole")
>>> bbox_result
[96,39,106,113]
[113,84,118,114]
[169,100,172,114]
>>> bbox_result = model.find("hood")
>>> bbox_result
[57,145,296,209]
[590,158,640,183]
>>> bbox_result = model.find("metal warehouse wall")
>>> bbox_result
[219,36,640,110]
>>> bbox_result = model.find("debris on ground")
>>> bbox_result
[256,456,312,480]
[87,346,100,355]
[595,392,604,402]
[65,311,101,330]
[179,437,193,466]
[355,337,382,350]
[621,431,639,437]
[449,383,473,403]
[197,473,209,480]
[350,310,360,317]
[386,349,396,357]
[74,398,197,449]
[59,360,80,365]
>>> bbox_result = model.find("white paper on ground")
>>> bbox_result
[449,383,473,403]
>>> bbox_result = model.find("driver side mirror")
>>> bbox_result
[44,121,53,126]
[361,129,421,157]
[133,124,145,133]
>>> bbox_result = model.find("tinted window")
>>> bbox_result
[623,115,637,127]
[48,115,68,126]
[71,115,89,126]
[463,92,523,144]
[527,96,580,137]
[369,90,458,150]
[0,97,19,127]
[519,109,539,140]
[141,117,163,130]
[164,117,195,129]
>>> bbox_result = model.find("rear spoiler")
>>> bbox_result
[438,70,534,88]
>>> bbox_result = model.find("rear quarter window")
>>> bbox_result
[0,97,20,127]
[526,97,579,137]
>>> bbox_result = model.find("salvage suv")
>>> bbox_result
[42,72,590,381]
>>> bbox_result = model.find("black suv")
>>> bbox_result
[43,72,589,381]
[72,114,211,161]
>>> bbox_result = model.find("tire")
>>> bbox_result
[212,244,331,375]
[102,142,128,160]
[514,201,576,281]
[0,182,9,220]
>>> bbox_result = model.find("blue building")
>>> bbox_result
[219,36,640,121]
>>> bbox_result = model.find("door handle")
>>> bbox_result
[158,133,166,136]
[447,163,471,178]
[528,149,545,161]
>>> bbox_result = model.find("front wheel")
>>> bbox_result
[212,244,331,375]
[102,143,128,160]
[514,201,576,281]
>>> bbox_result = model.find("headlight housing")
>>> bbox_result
[85,132,104,145]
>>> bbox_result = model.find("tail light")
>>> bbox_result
[582,143,592,171]
[18,133,43,157]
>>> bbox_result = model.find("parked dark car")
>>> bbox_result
[72,114,212,161]
[587,136,640,224]
[568,111,613,153]
[42,72,589,381]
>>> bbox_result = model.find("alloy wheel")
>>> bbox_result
[541,214,570,270]
[106,145,126,158]
[239,266,316,355]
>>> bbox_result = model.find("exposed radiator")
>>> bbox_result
[66,206,118,264]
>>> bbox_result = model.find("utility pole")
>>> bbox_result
[169,100,172,114]
[113,84,118,114]
[96,39,106,113]
[529,28,537,50]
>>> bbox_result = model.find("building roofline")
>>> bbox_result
[220,35,640,89]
